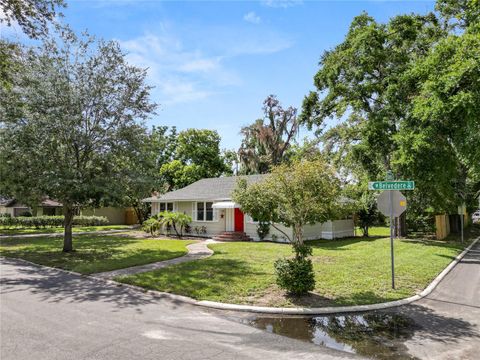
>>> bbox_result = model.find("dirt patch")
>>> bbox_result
[246,285,336,308]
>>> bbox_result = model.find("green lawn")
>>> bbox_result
[0,225,133,236]
[0,234,195,274]
[355,226,391,237]
[117,226,479,307]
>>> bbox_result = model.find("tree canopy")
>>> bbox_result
[238,95,299,174]
[301,0,480,214]
[0,32,156,250]
[233,159,340,245]
[0,0,65,38]
[160,128,231,191]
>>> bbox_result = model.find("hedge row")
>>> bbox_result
[0,215,109,229]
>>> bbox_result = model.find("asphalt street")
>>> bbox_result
[1,240,478,360]
[400,240,480,360]
[0,257,358,360]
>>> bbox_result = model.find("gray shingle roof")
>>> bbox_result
[145,175,268,202]
[0,197,13,207]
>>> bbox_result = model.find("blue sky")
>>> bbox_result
[3,0,436,149]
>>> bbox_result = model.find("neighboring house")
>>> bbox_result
[0,197,62,217]
[143,175,354,242]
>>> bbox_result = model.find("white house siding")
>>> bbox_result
[244,218,293,242]
[150,200,354,241]
[176,201,226,237]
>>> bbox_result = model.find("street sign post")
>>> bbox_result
[370,176,414,289]
[368,181,415,191]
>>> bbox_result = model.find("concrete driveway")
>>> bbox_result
[0,258,358,360]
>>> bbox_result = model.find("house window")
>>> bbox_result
[196,202,204,221]
[195,202,216,222]
[159,202,174,212]
[206,202,213,221]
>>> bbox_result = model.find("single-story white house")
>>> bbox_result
[143,175,354,242]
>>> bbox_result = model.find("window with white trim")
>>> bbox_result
[193,202,217,222]
[159,202,174,212]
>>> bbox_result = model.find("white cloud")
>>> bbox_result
[119,23,293,106]
[243,11,261,24]
[119,32,236,105]
[261,0,303,8]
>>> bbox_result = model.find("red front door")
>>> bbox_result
[234,208,244,232]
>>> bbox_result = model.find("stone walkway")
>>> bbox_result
[92,240,217,279]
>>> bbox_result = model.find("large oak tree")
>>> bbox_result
[0,32,156,251]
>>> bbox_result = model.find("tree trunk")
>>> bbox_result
[293,224,304,245]
[63,206,75,252]
[394,213,407,237]
[133,203,146,225]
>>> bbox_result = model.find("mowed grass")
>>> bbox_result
[0,225,133,236]
[118,226,479,307]
[357,226,391,237]
[0,234,195,274]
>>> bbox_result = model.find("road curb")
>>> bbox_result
[192,236,479,314]
[2,236,478,315]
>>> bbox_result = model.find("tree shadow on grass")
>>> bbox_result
[0,235,189,274]
[0,257,191,312]
[117,258,265,302]
[308,236,387,251]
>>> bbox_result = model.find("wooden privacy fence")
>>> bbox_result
[435,211,469,240]
[125,208,138,225]
[435,214,450,240]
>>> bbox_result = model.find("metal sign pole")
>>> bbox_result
[371,173,413,290]
[389,190,395,289]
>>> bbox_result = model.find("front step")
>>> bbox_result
[212,231,253,242]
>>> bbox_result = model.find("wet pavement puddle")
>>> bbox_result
[245,312,420,359]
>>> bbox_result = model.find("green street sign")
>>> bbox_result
[368,181,415,191]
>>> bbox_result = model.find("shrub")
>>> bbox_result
[0,215,109,229]
[0,213,12,218]
[142,212,192,237]
[73,216,109,227]
[274,256,315,295]
[142,217,161,235]
[256,221,270,240]
[193,225,207,236]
